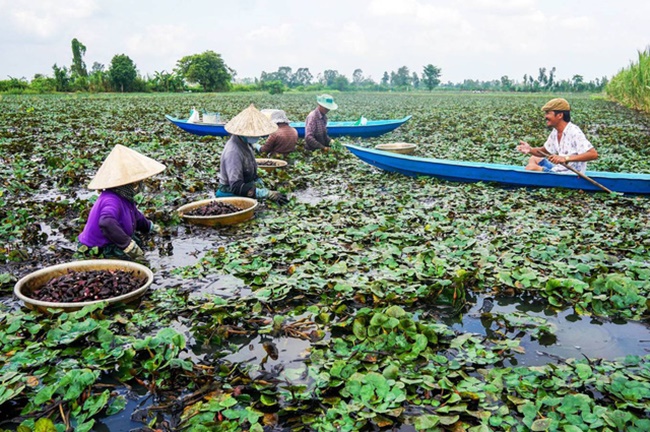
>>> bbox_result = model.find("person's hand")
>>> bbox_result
[267,191,289,205]
[516,141,531,154]
[149,222,162,234]
[253,143,262,152]
[548,154,567,164]
[123,240,145,260]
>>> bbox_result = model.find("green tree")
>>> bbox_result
[70,38,88,78]
[321,69,341,87]
[108,54,137,92]
[331,75,350,91]
[500,75,513,91]
[538,67,548,86]
[352,68,364,86]
[411,72,420,89]
[291,67,313,87]
[391,66,411,89]
[51,63,70,91]
[381,71,390,86]
[263,80,285,95]
[30,74,56,93]
[422,64,441,90]
[572,74,585,91]
[276,66,292,87]
[88,62,108,92]
[176,50,234,92]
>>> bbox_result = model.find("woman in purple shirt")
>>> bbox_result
[78,144,166,260]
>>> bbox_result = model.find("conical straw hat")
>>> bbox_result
[225,104,278,137]
[87,144,166,190]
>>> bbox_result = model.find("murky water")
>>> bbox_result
[3,189,650,431]
[292,186,341,205]
[448,293,650,366]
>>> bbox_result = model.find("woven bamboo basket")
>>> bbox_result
[256,158,288,172]
[375,143,417,154]
[14,259,154,313]
[177,197,258,227]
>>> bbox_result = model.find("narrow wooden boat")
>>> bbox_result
[165,115,412,138]
[345,144,650,194]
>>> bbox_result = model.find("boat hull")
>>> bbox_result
[345,144,650,194]
[165,115,412,138]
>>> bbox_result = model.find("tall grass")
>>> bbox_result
[606,47,650,113]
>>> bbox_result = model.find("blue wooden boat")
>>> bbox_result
[345,144,650,194]
[165,115,412,138]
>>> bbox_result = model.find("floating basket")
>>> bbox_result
[374,143,417,154]
[177,197,258,227]
[256,158,288,173]
[14,259,154,313]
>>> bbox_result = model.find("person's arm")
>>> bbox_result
[517,140,550,157]
[569,128,598,162]
[323,130,332,146]
[305,115,326,150]
[98,201,132,249]
[566,147,598,163]
[259,134,278,154]
[134,209,152,234]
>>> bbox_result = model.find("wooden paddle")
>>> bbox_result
[538,149,614,194]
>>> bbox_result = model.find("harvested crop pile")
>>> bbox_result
[29,270,147,302]
[186,201,242,216]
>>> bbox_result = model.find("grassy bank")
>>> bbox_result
[606,48,650,112]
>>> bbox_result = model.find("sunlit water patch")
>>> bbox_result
[293,186,341,205]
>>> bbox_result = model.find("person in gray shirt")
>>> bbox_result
[217,104,288,204]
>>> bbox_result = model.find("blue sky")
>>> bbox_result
[0,0,648,83]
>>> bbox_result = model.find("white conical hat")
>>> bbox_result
[225,104,278,137]
[87,144,166,190]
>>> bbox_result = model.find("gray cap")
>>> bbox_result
[261,109,292,124]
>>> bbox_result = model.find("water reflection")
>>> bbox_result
[447,292,650,366]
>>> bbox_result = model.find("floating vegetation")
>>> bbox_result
[0,93,649,431]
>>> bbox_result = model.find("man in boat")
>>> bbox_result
[254,109,298,157]
[304,94,337,151]
[517,98,598,173]
[78,145,165,260]
[217,104,289,204]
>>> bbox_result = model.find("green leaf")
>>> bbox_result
[106,395,127,416]
[353,318,367,340]
[531,418,551,431]
[413,414,439,429]
[575,363,592,380]
[82,390,110,417]
[438,415,459,425]
[34,418,57,432]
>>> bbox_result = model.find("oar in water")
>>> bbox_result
[538,149,615,194]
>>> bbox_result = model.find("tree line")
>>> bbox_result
[0,38,607,94]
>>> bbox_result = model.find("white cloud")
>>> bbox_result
[469,0,535,14]
[4,0,99,38]
[0,0,648,83]
[127,25,195,58]
[245,23,293,46]
[333,22,369,56]
[368,0,419,16]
